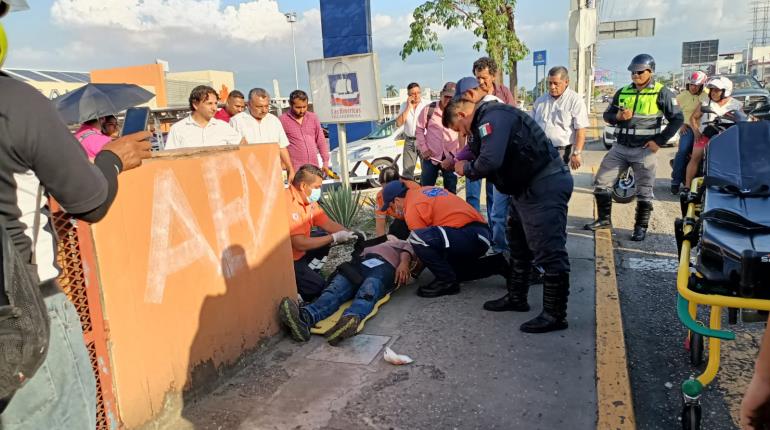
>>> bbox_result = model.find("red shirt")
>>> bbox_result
[493,83,516,106]
[214,108,232,123]
[280,111,329,171]
[286,185,330,261]
[404,186,486,231]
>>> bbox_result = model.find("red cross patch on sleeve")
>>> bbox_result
[478,122,493,138]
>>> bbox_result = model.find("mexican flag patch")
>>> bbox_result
[478,122,493,138]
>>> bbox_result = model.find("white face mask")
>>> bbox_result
[308,187,322,203]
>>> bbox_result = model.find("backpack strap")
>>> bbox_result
[30,185,43,266]
[422,102,438,137]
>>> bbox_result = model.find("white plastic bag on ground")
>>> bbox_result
[383,347,413,365]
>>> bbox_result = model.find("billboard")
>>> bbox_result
[594,69,614,87]
[308,53,383,123]
[682,40,719,66]
[533,50,547,66]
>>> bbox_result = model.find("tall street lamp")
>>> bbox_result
[285,12,299,90]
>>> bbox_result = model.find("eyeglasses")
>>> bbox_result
[631,70,649,76]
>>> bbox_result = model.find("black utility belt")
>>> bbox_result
[532,157,569,182]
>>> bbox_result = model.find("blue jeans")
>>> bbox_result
[671,128,693,186]
[302,259,396,324]
[1,293,96,429]
[465,179,493,214]
[490,186,511,254]
[420,161,457,194]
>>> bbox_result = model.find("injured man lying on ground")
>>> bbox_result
[279,236,416,346]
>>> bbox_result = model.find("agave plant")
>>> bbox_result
[319,185,362,229]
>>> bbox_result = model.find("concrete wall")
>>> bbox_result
[89,144,296,428]
[91,64,168,107]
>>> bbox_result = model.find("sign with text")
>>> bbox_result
[308,53,383,123]
[533,50,547,66]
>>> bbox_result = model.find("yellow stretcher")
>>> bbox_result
[676,177,770,429]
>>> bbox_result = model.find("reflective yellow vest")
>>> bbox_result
[617,81,664,140]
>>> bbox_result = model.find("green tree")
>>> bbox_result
[400,0,528,101]
[385,84,399,97]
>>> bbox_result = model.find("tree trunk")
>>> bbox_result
[505,5,519,104]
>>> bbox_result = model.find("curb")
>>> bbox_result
[593,172,637,429]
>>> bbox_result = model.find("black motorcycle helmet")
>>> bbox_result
[627,54,656,73]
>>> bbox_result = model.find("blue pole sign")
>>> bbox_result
[533,50,547,66]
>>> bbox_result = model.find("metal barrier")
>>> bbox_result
[51,202,119,430]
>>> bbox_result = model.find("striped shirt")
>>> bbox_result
[279,111,329,171]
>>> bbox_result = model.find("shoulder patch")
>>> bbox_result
[422,187,449,198]
[478,122,493,138]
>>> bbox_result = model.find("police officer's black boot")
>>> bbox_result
[520,272,570,333]
[584,190,612,231]
[630,200,653,241]
[483,260,531,312]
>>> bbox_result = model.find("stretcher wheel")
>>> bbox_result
[689,333,704,366]
[681,403,701,430]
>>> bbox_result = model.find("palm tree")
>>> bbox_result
[385,84,398,98]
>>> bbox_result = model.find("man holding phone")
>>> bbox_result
[396,82,429,180]
[585,54,683,241]
[415,82,459,193]
[0,2,152,424]
[164,85,245,150]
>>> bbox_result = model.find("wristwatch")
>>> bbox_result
[572,151,582,156]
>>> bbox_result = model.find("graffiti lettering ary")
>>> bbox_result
[144,153,280,304]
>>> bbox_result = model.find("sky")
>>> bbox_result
[1,0,757,96]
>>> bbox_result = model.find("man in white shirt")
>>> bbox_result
[164,85,245,150]
[396,82,429,179]
[230,88,294,181]
[531,66,589,170]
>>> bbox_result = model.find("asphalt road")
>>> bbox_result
[583,107,763,430]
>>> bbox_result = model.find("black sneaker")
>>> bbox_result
[278,297,310,342]
[325,315,360,346]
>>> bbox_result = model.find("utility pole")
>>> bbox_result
[568,0,598,112]
[285,12,299,90]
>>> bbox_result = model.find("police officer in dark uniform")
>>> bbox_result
[443,84,573,334]
[584,54,684,241]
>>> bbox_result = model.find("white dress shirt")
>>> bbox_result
[229,111,290,148]
[164,115,242,150]
[531,88,590,148]
[399,100,430,138]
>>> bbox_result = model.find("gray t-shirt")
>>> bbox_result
[0,73,109,281]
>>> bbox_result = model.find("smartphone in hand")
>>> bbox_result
[121,107,150,136]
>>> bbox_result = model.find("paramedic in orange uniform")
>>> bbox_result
[286,164,357,301]
[379,182,507,298]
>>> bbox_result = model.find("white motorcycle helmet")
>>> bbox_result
[687,71,708,87]
[706,76,733,99]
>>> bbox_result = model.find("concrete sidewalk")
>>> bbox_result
[168,170,601,430]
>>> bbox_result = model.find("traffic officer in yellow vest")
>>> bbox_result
[585,54,684,241]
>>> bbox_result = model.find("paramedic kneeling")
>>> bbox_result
[287,164,357,302]
[380,182,507,298]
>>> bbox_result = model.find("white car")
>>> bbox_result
[329,119,423,187]
[602,123,680,150]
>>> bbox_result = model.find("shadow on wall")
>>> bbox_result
[178,242,293,429]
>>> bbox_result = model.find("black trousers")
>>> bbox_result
[293,232,331,302]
